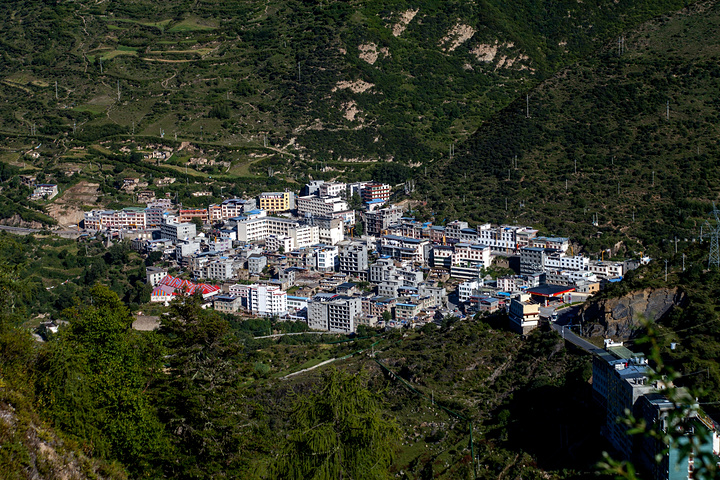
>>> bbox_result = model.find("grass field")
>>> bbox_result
[167,18,217,33]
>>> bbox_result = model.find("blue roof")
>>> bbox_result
[366,199,385,204]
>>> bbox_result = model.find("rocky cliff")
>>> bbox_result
[579,287,687,339]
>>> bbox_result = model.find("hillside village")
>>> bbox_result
[76,179,647,334]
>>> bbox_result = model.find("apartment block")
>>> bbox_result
[145,266,168,287]
[360,183,391,203]
[160,222,197,242]
[338,241,368,276]
[258,191,293,213]
[380,235,430,264]
[244,285,288,317]
[363,205,404,236]
[508,293,540,334]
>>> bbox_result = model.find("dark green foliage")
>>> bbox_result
[36,285,169,475]
[272,368,399,480]
[424,1,720,256]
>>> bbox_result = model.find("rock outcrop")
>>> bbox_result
[579,287,687,339]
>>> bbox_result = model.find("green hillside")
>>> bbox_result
[424,0,720,257]
[0,0,690,168]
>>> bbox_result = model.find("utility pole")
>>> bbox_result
[675,236,678,254]
[666,100,670,120]
[526,94,529,118]
[73,121,76,134]
[682,253,685,272]
[100,58,103,74]
[574,158,577,174]
[652,171,655,186]
[117,80,121,101]
[55,80,58,100]
[665,260,669,282]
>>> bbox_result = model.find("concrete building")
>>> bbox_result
[363,205,404,236]
[307,215,345,245]
[161,222,196,243]
[338,241,369,276]
[248,254,267,275]
[258,191,293,213]
[145,266,168,287]
[213,295,242,313]
[458,279,482,303]
[205,258,235,281]
[236,216,319,250]
[319,182,346,198]
[32,184,58,200]
[297,195,349,218]
[245,285,288,317]
[519,246,557,275]
[308,295,361,334]
[175,240,201,260]
[380,235,430,264]
[508,293,540,334]
[316,246,339,272]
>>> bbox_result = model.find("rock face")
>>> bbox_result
[579,287,687,339]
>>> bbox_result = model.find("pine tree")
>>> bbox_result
[272,368,399,480]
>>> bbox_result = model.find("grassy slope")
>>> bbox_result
[246,321,599,479]
[425,0,720,257]
[0,0,690,169]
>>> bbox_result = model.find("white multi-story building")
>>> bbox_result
[508,294,540,334]
[532,236,570,252]
[545,253,589,271]
[161,222,196,242]
[32,184,58,200]
[84,208,148,231]
[244,285,288,317]
[477,224,540,252]
[589,261,625,278]
[319,182,346,198]
[205,258,235,281]
[380,235,430,264]
[316,246,339,272]
[453,243,491,268]
[236,216,320,250]
[458,279,483,303]
[145,267,168,287]
[297,195,349,218]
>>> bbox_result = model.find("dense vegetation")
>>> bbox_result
[420,0,720,258]
[584,242,720,422]
[0,0,691,168]
[0,257,602,478]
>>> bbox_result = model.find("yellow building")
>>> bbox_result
[258,191,292,213]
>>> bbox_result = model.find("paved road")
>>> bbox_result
[0,225,81,238]
[551,322,599,353]
[254,331,334,339]
[0,225,41,235]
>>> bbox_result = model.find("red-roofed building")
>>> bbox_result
[150,275,221,302]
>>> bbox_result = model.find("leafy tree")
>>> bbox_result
[272,368,399,480]
[36,285,169,475]
[156,294,272,477]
